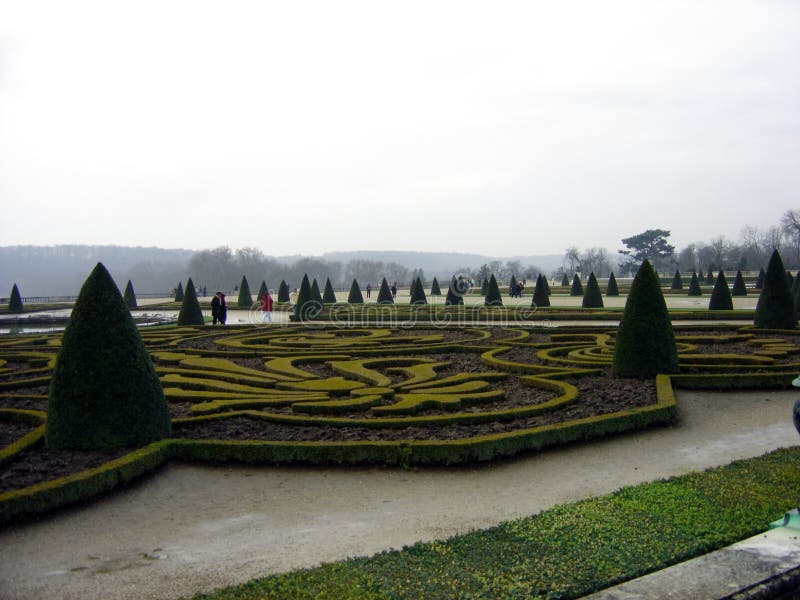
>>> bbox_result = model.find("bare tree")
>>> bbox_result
[580,247,612,277]
[564,246,582,274]
[781,210,800,265]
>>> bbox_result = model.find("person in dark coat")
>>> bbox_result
[219,293,227,324]
[211,292,221,325]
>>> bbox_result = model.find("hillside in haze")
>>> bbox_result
[1,246,567,297]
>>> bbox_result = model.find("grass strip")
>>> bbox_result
[190,446,800,600]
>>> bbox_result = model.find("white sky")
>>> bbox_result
[1,1,798,257]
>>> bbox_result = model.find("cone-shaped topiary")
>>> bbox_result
[605,272,619,297]
[377,277,394,304]
[257,280,268,302]
[237,276,253,308]
[612,260,678,378]
[570,274,583,296]
[532,274,550,307]
[561,273,570,286]
[509,274,517,295]
[410,276,427,305]
[731,270,747,297]
[687,271,702,296]
[581,272,604,308]
[310,278,323,304]
[177,277,204,325]
[347,279,364,304]
[278,280,290,302]
[543,276,551,296]
[755,267,765,289]
[174,281,184,302]
[480,278,488,296]
[123,280,138,308]
[706,270,715,285]
[8,283,23,313]
[485,274,503,306]
[671,270,683,290]
[293,274,321,321]
[445,276,465,306]
[431,277,442,296]
[323,278,337,304]
[754,250,797,329]
[708,270,733,310]
[46,263,170,449]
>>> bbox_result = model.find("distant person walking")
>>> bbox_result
[219,292,227,324]
[260,291,274,322]
[366,284,372,299]
[211,292,221,325]
[391,282,397,299]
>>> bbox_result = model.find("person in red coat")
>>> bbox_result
[260,291,274,322]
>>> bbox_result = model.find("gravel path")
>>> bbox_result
[1,389,798,600]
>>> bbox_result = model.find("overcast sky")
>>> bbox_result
[1,1,798,258]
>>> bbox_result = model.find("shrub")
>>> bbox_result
[581,272,604,308]
[612,260,678,378]
[480,277,488,296]
[570,274,583,296]
[755,267,765,289]
[532,274,550,307]
[257,280,267,302]
[731,271,747,297]
[445,277,464,306]
[485,274,503,306]
[687,271,702,296]
[509,274,518,296]
[310,279,323,304]
[323,278,337,304]
[377,278,394,304]
[237,276,252,308]
[46,262,170,449]
[708,271,733,310]
[174,281,184,302]
[605,272,619,296]
[430,277,442,296]
[123,280,138,308]
[278,280,290,303]
[670,270,683,290]
[177,277,205,325]
[543,276,551,296]
[293,274,320,321]
[706,270,714,285]
[8,283,23,313]
[561,273,570,286]
[410,276,427,305]
[755,250,797,329]
[347,279,364,304]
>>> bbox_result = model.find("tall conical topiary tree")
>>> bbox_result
[278,280,290,302]
[347,279,364,304]
[323,278,337,304]
[671,270,683,290]
[177,277,204,325]
[532,274,550,307]
[485,274,503,306]
[543,276,551,296]
[605,272,619,297]
[687,271,702,296]
[257,280,268,302]
[581,272,604,308]
[237,275,252,308]
[8,283,23,313]
[293,274,320,321]
[431,277,442,297]
[410,276,427,305]
[123,280,138,308]
[706,270,715,285]
[174,281,184,302]
[570,274,583,296]
[377,278,394,304]
[708,270,733,310]
[731,270,747,297]
[755,267,765,289]
[445,276,464,306]
[509,274,517,296]
[310,278,323,304]
[561,273,570,286]
[46,263,170,449]
[480,277,489,296]
[754,250,797,329]
[612,260,678,378]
